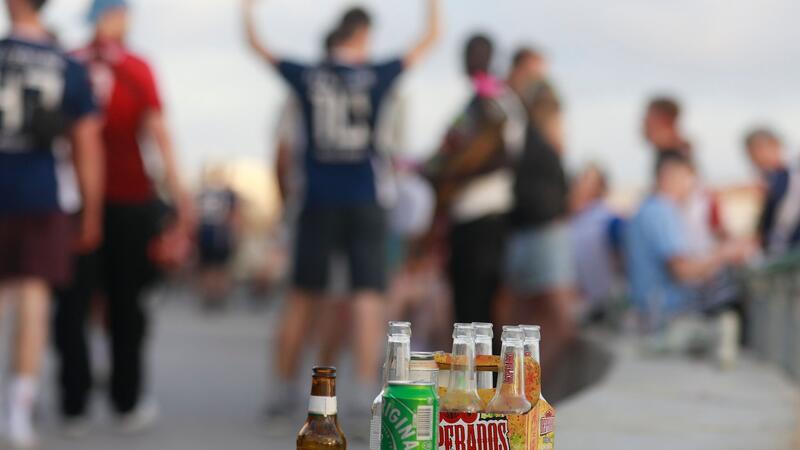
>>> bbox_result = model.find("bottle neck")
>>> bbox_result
[448,338,477,392]
[382,337,410,387]
[475,337,493,389]
[308,375,338,417]
[497,341,525,395]
[524,339,541,364]
[474,337,492,355]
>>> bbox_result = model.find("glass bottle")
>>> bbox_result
[410,351,440,388]
[473,322,494,390]
[440,323,483,412]
[486,326,531,414]
[521,325,555,449]
[369,321,411,450]
[296,366,346,450]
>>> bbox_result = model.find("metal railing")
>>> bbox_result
[745,249,800,381]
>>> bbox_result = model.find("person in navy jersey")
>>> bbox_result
[744,127,800,257]
[243,0,441,417]
[0,0,103,446]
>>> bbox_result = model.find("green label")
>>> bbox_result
[381,395,436,450]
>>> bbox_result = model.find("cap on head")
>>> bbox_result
[88,0,128,24]
[464,33,493,76]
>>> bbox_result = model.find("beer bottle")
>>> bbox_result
[472,322,494,390]
[441,323,483,412]
[297,367,346,450]
[521,325,555,450]
[486,326,532,414]
[369,322,411,450]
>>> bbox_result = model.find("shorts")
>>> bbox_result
[292,204,387,294]
[198,224,233,267]
[0,212,72,287]
[505,221,575,296]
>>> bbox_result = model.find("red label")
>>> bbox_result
[438,413,510,450]
[502,353,514,383]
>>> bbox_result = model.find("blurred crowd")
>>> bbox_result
[0,0,798,447]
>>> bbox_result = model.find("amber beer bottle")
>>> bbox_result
[297,367,347,450]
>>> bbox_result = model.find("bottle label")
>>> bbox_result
[308,395,337,416]
[503,353,514,383]
[438,413,510,450]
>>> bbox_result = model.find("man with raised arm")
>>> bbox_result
[243,0,442,418]
[0,0,102,446]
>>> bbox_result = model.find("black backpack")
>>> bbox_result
[510,125,569,228]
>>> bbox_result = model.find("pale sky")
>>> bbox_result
[4,0,800,188]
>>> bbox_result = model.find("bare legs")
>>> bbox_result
[1,278,51,378]
[0,278,51,447]
[274,289,385,384]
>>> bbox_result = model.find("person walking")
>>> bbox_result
[55,0,192,435]
[243,0,441,418]
[0,0,102,446]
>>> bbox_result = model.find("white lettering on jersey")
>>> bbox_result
[308,69,372,162]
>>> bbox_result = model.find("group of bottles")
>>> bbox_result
[440,323,542,414]
[297,321,552,449]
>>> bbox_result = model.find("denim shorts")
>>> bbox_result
[505,221,575,296]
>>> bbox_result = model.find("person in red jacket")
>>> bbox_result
[54,0,192,436]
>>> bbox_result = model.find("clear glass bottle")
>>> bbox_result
[369,321,411,450]
[473,322,494,390]
[486,326,531,414]
[410,351,440,388]
[440,323,483,412]
[296,366,346,450]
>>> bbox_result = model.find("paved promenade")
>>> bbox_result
[14,297,798,450]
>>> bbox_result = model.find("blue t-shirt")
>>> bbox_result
[0,36,96,215]
[277,58,404,207]
[625,195,691,316]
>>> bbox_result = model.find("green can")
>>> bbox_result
[381,381,438,450]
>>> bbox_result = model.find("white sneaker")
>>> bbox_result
[7,424,39,449]
[714,311,741,370]
[117,400,159,435]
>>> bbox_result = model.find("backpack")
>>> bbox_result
[509,125,569,228]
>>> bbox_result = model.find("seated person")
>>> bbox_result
[744,127,800,258]
[570,163,626,321]
[625,152,753,332]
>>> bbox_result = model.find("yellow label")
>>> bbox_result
[537,398,555,450]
